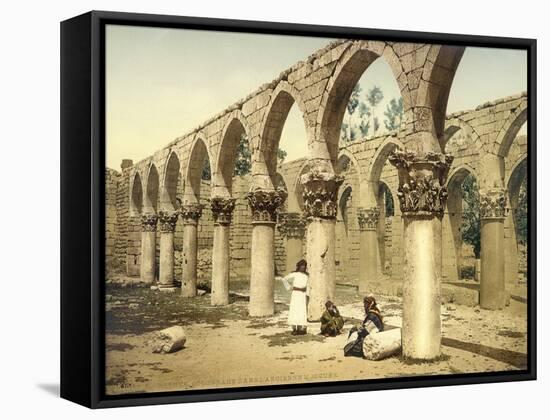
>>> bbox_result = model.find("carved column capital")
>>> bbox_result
[388,149,454,219]
[141,214,158,232]
[211,197,236,225]
[357,207,380,231]
[300,169,344,219]
[180,204,203,225]
[480,189,507,220]
[246,188,287,224]
[158,211,179,233]
[277,212,307,239]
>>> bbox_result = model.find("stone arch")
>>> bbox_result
[130,172,143,216]
[443,118,482,154]
[316,41,408,166]
[160,150,181,211]
[184,133,212,204]
[496,100,528,158]
[213,111,250,197]
[443,164,478,282]
[366,137,404,206]
[256,81,311,186]
[144,163,159,213]
[377,180,396,275]
[338,184,353,233]
[416,45,465,149]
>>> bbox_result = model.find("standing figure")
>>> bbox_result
[320,300,345,337]
[281,259,309,335]
[344,295,384,357]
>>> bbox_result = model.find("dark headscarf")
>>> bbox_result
[363,295,383,323]
[295,259,308,274]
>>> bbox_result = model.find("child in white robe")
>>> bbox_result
[281,259,309,335]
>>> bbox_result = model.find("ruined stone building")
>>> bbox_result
[105,39,528,361]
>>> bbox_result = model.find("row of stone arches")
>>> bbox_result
[120,37,528,361]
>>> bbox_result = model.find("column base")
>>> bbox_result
[158,285,179,293]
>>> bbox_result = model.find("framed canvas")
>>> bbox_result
[60,10,536,408]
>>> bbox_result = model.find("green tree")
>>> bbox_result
[358,102,371,137]
[234,134,252,176]
[341,83,362,142]
[384,97,404,131]
[201,158,211,180]
[277,148,288,166]
[461,174,481,258]
[516,178,528,244]
[365,86,384,136]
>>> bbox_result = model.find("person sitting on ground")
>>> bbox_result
[281,259,309,335]
[344,295,384,357]
[320,300,344,337]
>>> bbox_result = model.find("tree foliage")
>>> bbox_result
[461,174,481,258]
[516,178,528,244]
[384,97,404,131]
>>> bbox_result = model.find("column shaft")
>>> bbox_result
[249,224,275,316]
[211,224,230,305]
[358,207,380,294]
[306,218,336,320]
[479,189,507,309]
[181,223,198,297]
[210,197,235,306]
[140,214,157,284]
[158,211,178,291]
[389,149,453,360]
[180,204,203,297]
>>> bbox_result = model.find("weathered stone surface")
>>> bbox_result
[151,326,187,353]
[362,328,402,360]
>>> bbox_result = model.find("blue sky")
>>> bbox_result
[106,25,527,168]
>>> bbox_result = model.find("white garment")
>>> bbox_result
[282,272,309,326]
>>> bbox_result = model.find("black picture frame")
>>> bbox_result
[60,10,537,409]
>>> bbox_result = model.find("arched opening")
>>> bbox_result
[130,172,143,216]
[184,137,211,205]
[506,157,527,288]
[293,163,310,213]
[336,185,354,284]
[319,45,406,167]
[161,151,181,211]
[377,181,395,275]
[443,168,480,283]
[258,84,309,188]
[144,164,159,213]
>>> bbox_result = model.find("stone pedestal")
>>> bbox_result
[180,204,203,297]
[301,170,343,321]
[389,149,453,360]
[140,214,158,284]
[247,189,287,316]
[158,211,179,291]
[210,197,236,306]
[480,189,507,309]
[277,212,307,274]
[358,207,380,294]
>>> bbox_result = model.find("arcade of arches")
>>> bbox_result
[105,39,528,361]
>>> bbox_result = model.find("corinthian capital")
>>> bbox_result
[158,211,179,233]
[388,149,453,218]
[180,204,203,225]
[480,189,507,219]
[211,197,236,225]
[277,212,307,239]
[300,168,344,219]
[141,214,158,232]
[357,207,380,231]
[246,188,287,223]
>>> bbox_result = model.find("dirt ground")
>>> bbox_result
[105,280,528,395]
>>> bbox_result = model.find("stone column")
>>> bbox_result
[301,170,344,321]
[247,189,287,316]
[210,197,236,306]
[389,149,453,360]
[277,212,307,275]
[180,204,203,297]
[480,189,507,309]
[158,211,179,291]
[357,206,380,294]
[140,214,158,284]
